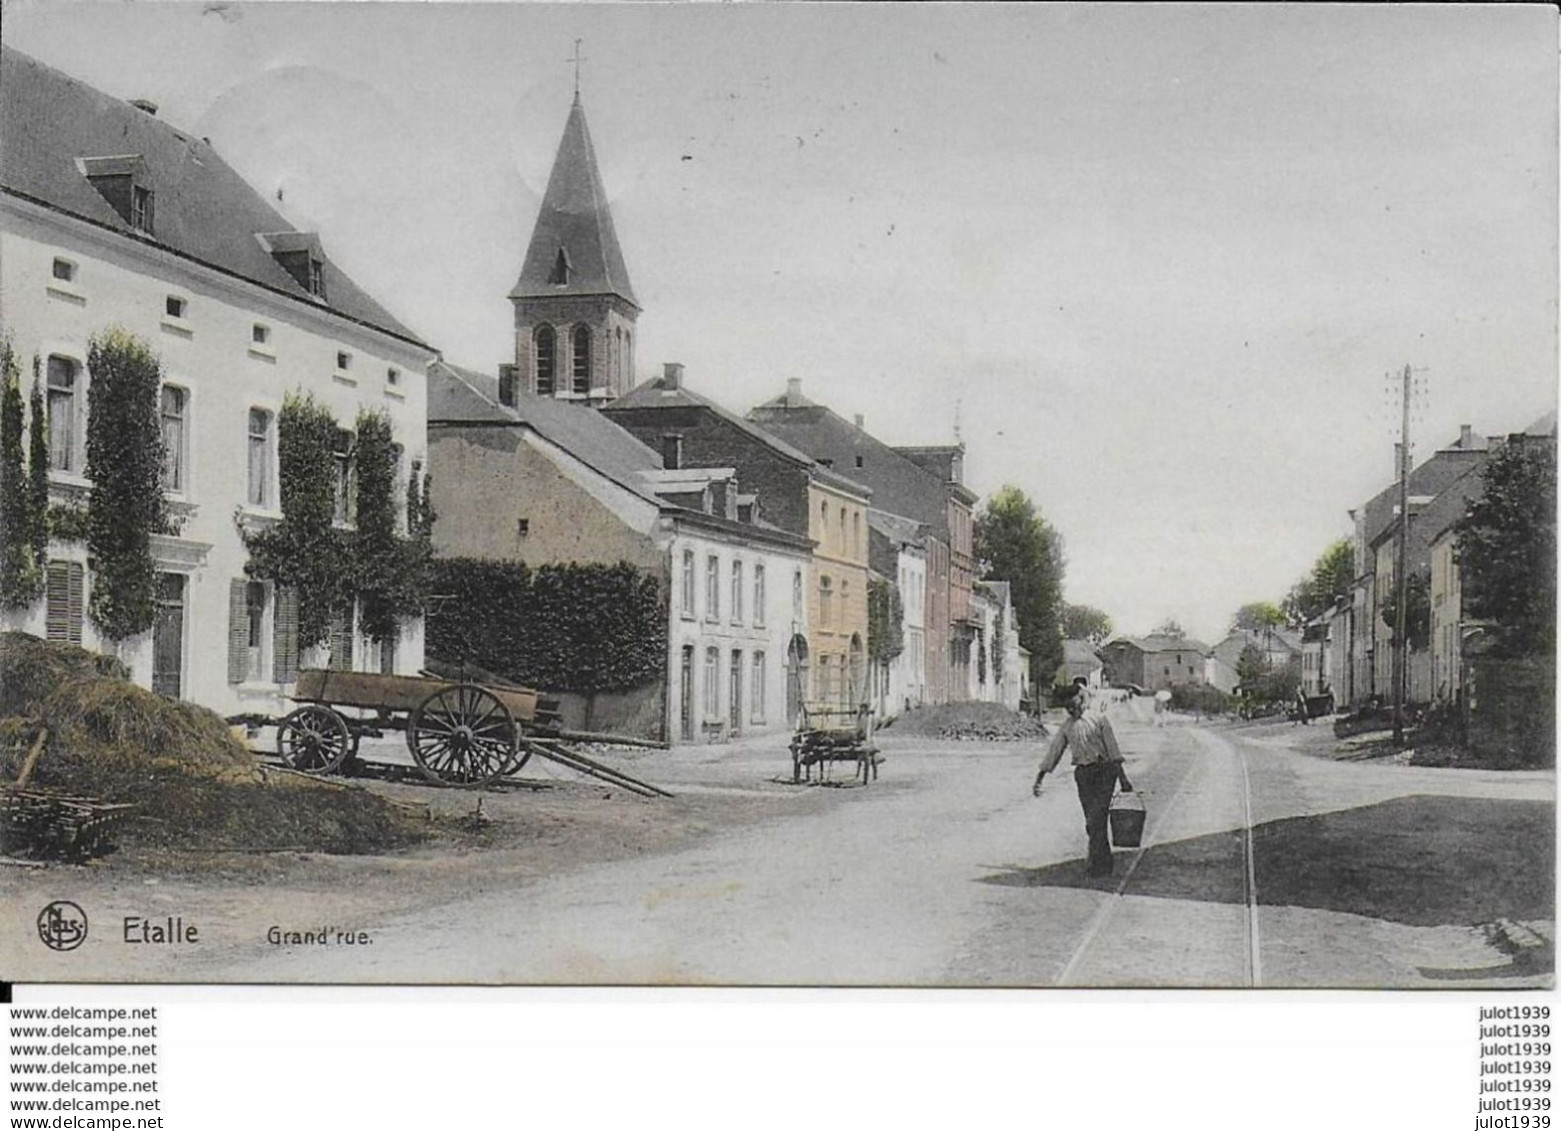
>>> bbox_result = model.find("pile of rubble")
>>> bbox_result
[883,702,1048,742]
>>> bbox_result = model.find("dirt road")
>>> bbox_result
[5,704,1551,987]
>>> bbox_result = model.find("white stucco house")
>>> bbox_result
[0,47,436,719]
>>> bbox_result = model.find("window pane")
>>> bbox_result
[160,387,185,490]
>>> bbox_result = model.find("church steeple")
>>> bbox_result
[509,90,640,403]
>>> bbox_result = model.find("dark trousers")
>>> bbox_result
[1074,762,1120,875]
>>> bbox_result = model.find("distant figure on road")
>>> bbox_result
[1033,691,1133,879]
[1293,688,1311,726]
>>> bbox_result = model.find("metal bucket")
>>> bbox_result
[1108,789,1146,848]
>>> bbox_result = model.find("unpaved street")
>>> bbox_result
[6,702,1551,987]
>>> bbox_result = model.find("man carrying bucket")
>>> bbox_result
[1033,689,1133,878]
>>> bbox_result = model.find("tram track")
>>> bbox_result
[1053,723,1264,987]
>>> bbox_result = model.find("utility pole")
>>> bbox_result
[1392,363,1411,745]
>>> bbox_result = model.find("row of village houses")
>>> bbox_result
[1068,412,1556,711]
[0,47,1029,745]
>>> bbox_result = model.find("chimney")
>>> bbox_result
[854,414,864,430]
[1459,423,1472,449]
[129,99,159,117]
[663,362,684,390]
[786,377,802,405]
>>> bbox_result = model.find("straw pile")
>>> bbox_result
[0,632,426,855]
[883,701,1048,741]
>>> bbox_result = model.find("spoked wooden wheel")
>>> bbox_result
[277,705,353,775]
[407,684,516,786]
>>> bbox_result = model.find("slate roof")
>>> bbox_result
[429,361,663,504]
[430,363,812,552]
[1062,640,1104,667]
[608,375,871,500]
[0,46,427,348]
[1107,634,1211,656]
[509,94,637,307]
[865,508,927,547]
[746,392,960,534]
[1354,436,1490,552]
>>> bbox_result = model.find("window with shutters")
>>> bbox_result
[729,650,743,730]
[680,549,696,620]
[753,564,766,628]
[328,605,355,672]
[244,581,267,682]
[272,586,300,684]
[703,646,720,719]
[332,428,353,525]
[751,652,766,723]
[377,625,398,675]
[160,385,187,492]
[571,325,591,394]
[535,326,556,396]
[247,407,272,507]
[45,560,85,645]
[47,356,80,473]
[731,560,744,625]
[705,555,720,623]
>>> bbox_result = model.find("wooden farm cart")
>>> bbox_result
[790,703,882,785]
[273,669,672,797]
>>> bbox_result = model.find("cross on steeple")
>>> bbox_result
[569,38,586,99]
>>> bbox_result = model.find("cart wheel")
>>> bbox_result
[408,684,516,786]
[277,706,353,775]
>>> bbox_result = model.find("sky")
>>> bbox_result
[4,2,1555,644]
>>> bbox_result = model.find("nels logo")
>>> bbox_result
[37,900,88,952]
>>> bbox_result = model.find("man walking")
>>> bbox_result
[1033,691,1133,878]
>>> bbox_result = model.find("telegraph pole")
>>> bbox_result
[1392,363,1411,745]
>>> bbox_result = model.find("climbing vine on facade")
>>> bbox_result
[0,339,45,609]
[84,329,168,641]
[866,578,904,665]
[427,558,667,695]
[244,395,432,650]
[27,359,49,577]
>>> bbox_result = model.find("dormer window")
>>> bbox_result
[80,155,154,235]
[548,247,571,286]
[258,232,327,300]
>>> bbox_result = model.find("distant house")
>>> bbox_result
[1343,425,1490,707]
[1100,635,1208,692]
[427,363,811,744]
[1056,640,1105,689]
[1300,615,1331,700]
[1205,628,1301,695]
[866,508,927,718]
[602,366,872,717]
[970,580,1022,709]
[746,380,977,703]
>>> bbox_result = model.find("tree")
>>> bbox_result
[974,485,1065,681]
[1235,642,1268,689]
[1282,539,1355,629]
[1151,618,1186,639]
[1061,603,1113,645]
[1231,601,1285,632]
[1456,440,1557,657]
[84,329,168,641]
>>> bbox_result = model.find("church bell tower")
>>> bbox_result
[509,86,640,403]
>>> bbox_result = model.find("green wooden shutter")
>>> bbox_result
[273,586,299,684]
[328,605,354,672]
[228,579,248,684]
[45,561,69,643]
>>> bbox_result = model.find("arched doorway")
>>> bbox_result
[786,634,809,727]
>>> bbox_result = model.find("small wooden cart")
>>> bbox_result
[277,669,558,788]
[790,702,881,786]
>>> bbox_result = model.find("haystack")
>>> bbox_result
[0,632,425,855]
